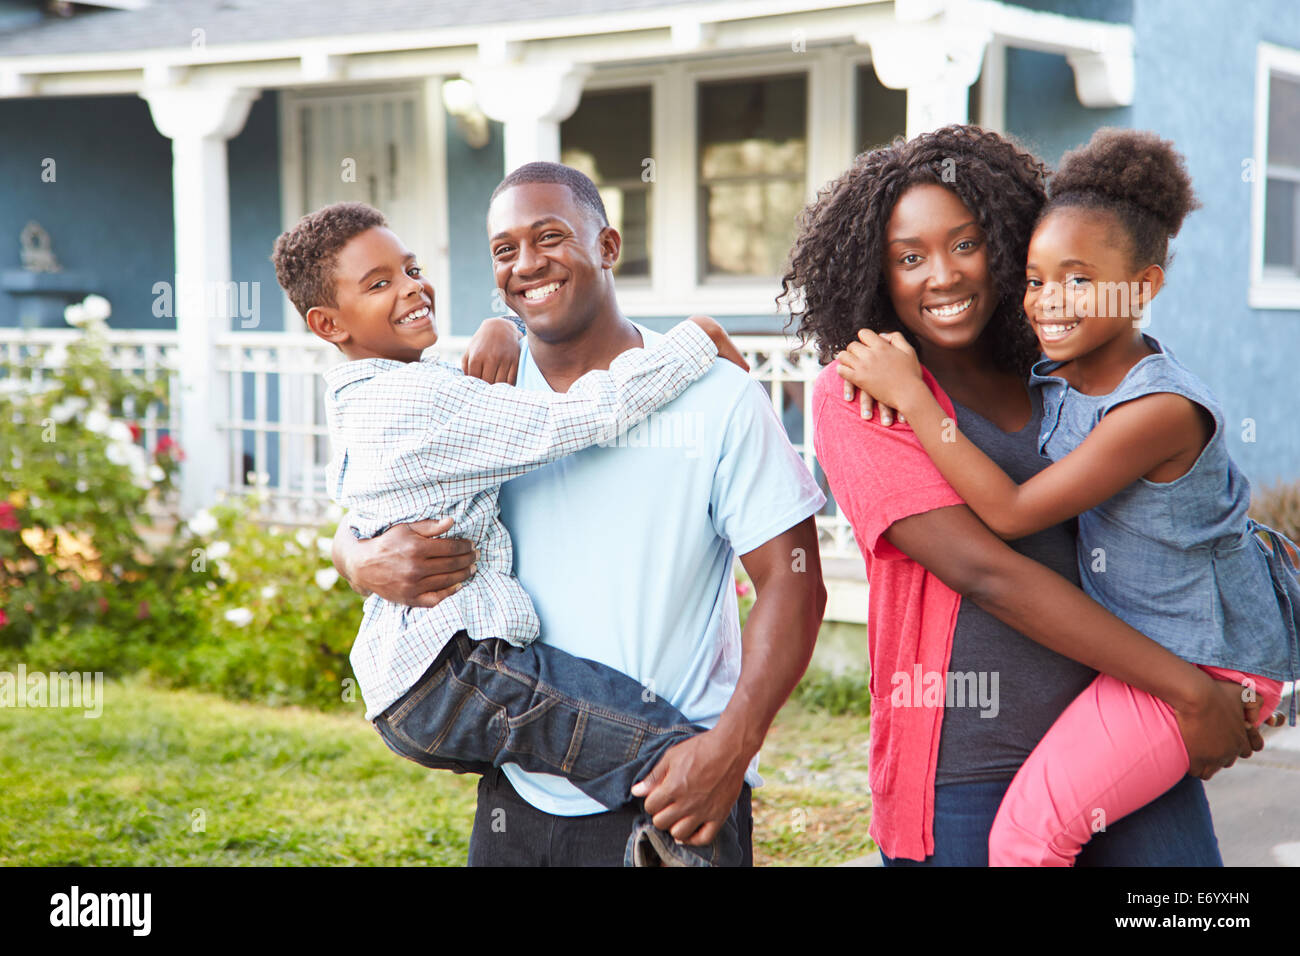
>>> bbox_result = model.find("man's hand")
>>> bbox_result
[462,316,523,385]
[630,728,749,845]
[687,315,750,372]
[1175,675,1266,779]
[332,517,476,607]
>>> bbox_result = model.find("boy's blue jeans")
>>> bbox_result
[372,630,707,841]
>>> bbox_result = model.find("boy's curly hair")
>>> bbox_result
[272,202,387,322]
[1045,127,1200,270]
[779,125,1047,376]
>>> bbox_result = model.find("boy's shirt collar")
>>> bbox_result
[323,345,445,396]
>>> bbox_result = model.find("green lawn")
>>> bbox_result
[0,676,872,866]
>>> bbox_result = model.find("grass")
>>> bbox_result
[0,675,873,867]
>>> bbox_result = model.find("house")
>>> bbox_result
[1,0,1298,598]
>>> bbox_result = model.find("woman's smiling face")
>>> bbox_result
[883,183,998,355]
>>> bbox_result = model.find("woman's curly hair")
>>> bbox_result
[779,125,1048,376]
[1046,127,1200,270]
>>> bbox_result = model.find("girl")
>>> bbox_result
[835,127,1299,866]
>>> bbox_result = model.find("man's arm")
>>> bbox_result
[333,516,477,607]
[631,517,826,845]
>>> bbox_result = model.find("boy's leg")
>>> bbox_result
[989,669,1283,867]
[374,631,704,810]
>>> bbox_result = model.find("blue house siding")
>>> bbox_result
[445,111,505,336]
[1124,0,1300,485]
[228,91,284,332]
[0,95,173,329]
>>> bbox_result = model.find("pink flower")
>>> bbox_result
[735,580,752,598]
[0,502,17,532]
[128,422,142,442]
[155,434,185,462]
[0,609,8,628]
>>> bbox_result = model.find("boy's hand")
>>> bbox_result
[687,315,750,372]
[335,517,476,607]
[835,329,923,423]
[462,316,523,385]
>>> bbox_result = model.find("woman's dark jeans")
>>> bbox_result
[880,776,1222,866]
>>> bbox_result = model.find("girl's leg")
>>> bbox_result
[990,669,1283,867]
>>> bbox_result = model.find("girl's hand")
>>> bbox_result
[835,329,924,423]
[462,316,523,384]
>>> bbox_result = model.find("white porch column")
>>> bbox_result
[141,86,259,516]
[863,20,989,137]
[465,62,589,172]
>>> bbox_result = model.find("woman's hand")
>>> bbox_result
[462,316,523,385]
[687,315,750,372]
[1173,675,1267,779]
[333,517,477,607]
[835,330,922,425]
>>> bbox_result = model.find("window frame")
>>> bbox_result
[575,44,1001,318]
[1250,42,1300,310]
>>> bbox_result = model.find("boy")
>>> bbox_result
[272,201,744,865]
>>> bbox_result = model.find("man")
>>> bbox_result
[334,162,827,865]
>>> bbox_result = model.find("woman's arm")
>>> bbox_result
[886,503,1262,777]
[837,331,1205,539]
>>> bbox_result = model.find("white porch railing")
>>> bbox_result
[0,327,861,562]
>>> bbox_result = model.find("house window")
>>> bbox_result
[855,64,906,154]
[561,87,653,278]
[697,74,807,279]
[1264,73,1300,279]
[854,62,982,156]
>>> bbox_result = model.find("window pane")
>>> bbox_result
[561,87,652,277]
[1264,177,1297,273]
[1268,74,1300,168]
[855,64,906,154]
[698,75,807,277]
[700,179,807,277]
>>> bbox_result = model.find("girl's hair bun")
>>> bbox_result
[1047,127,1201,267]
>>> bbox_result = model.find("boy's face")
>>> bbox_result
[306,226,437,362]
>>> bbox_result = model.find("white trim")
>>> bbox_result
[1249,42,1300,311]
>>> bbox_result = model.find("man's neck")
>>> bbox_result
[529,310,643,393]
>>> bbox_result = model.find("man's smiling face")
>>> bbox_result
[487,182,620,345]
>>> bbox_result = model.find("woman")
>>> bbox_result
[783,125,1263,865]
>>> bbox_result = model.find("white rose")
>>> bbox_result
[82,294,112,321]
[84,409,111,434]
[260,585,278,600]
[216,560,235,581]
[148,465,165,483]
[223,607,253,627]
[294,528,315,549]
[187,509,218,537]
[106,420,133,444]
[206,540,231,560]
[316,537,333,557]
[315,567,339,590]
[75,479,89,493]
[105,442,131,466]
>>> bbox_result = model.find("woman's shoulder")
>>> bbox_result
[814,361,955,431]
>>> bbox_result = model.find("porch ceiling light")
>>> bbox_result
[442,78,490,149]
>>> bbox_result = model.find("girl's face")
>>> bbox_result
[883,183,998,356]
[1024,209,1160,362]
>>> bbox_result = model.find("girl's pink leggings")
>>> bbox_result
[989,666,1283,867]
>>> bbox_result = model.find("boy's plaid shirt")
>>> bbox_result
[323,321,717,719]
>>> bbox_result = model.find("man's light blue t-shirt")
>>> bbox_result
[498,325,826,816]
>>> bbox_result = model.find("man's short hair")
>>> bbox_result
[489,162,610,229]
[272,202,387,322]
